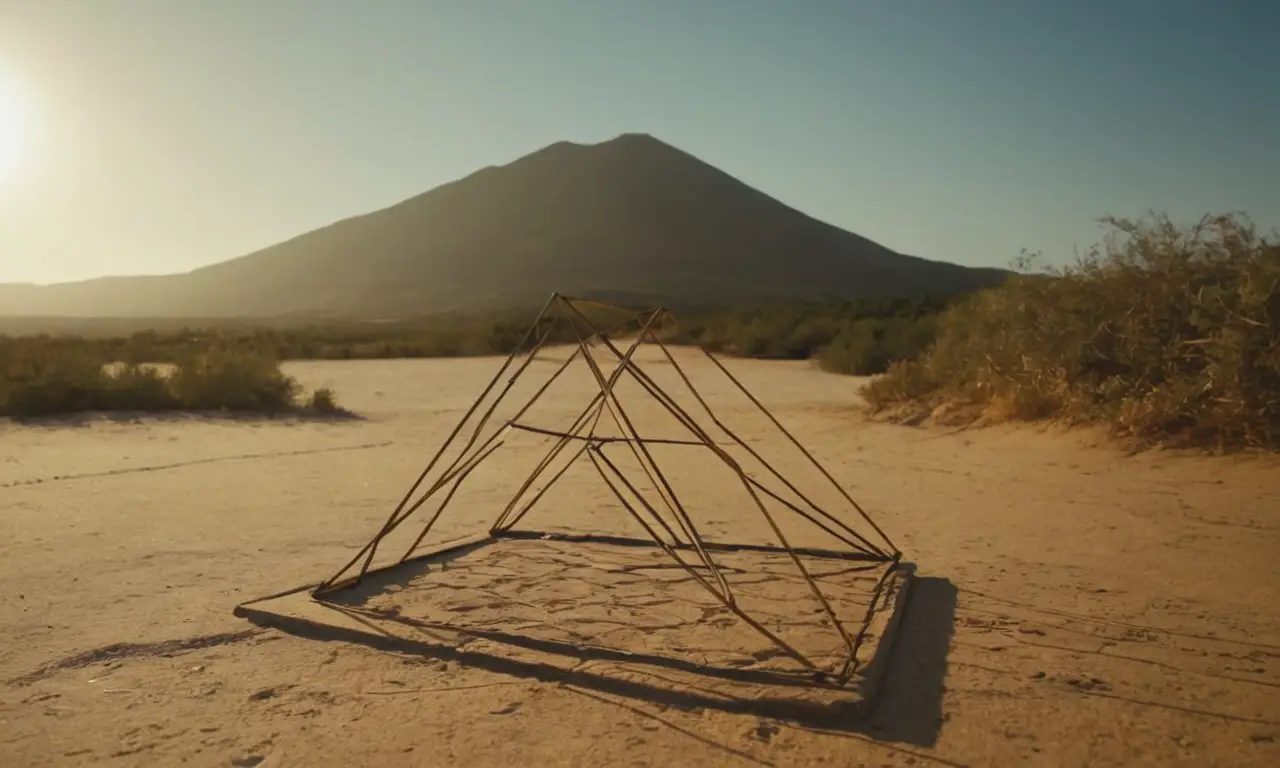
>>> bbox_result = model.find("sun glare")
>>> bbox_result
[0,73,30,183]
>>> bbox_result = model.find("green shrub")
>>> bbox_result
[0,340,340,419]
[817,316,940,375]
[665,296,955,366]
[167,348,300,413]
[863,213,1280,450]
[1,346,107,417]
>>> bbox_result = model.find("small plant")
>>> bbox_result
[308,387,341,414]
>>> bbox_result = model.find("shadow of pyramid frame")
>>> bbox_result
[236,293,911,696]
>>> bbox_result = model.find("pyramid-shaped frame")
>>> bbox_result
[244,294,904,685]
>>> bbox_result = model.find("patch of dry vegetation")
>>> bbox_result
[670,297,952,373]
[0,342,343,420]
[863,214,1280,450]
[1,296,962,377]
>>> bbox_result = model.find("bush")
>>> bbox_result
[94,364,180,411]
[817,316,940,375]
[309,387,341,414]
[0,347,107,417]
[862,359,939,411]
[1,340,341,420]
[863,214,1280,450]
[669,296,955,366]
[167,348,300,413]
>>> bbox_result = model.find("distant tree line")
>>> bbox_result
[0,295,957,419]
[2,295,958,372]
[673,295,957,374]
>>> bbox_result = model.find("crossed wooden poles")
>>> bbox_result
[314,294,900,683]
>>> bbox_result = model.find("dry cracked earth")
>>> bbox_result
[2,350,1278,767]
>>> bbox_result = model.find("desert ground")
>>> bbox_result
[2,348,1278,767]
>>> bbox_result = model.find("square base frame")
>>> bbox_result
[235,530,914,718]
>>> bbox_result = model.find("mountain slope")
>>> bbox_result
[0,134,1008,318]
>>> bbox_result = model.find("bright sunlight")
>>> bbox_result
[0,71,31,184]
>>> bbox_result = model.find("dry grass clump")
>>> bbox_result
[0,341,344,420]
[308,387,340,414]
[863,214,1280,450]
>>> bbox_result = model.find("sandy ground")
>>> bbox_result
[1,349,1278,767]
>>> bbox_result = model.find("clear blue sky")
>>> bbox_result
[1,0,1276,285]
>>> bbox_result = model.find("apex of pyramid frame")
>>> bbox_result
[312,292,902,683]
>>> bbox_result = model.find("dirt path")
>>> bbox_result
[1,353,1278,767]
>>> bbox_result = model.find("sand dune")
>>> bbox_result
[1,351,1278,767]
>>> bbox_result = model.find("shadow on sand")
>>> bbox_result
[861,576,957,746]
[242,553,958,750]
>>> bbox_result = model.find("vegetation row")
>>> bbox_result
[5,213,1274,452]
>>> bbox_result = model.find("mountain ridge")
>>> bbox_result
[0,133,1009,318]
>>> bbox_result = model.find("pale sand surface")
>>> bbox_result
[1,349,1279,767]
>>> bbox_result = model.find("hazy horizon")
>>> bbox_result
[2,0,1277,286]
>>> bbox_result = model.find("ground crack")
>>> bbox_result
[7,628,265,686]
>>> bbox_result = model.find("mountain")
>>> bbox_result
[0,134,1008,318]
